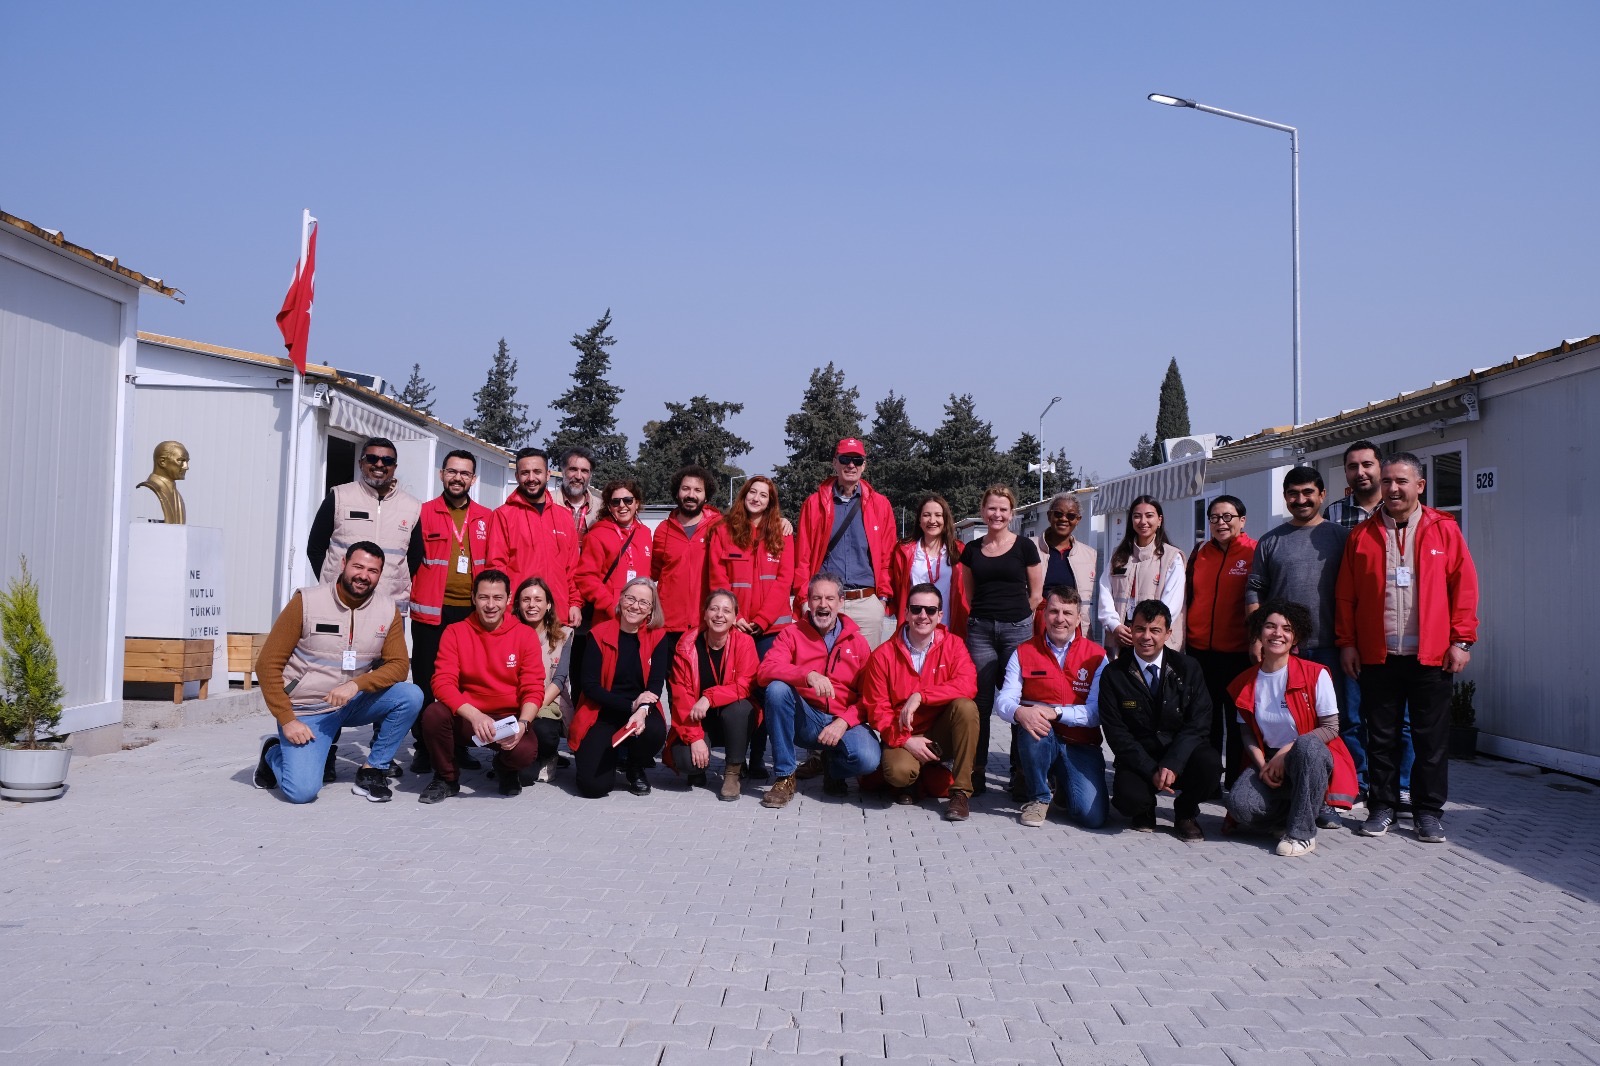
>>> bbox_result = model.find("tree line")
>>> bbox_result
[398,312,1209,532]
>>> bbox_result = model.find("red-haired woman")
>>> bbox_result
[707,475,794,778]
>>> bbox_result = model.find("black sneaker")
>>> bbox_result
[457,746,482,771]
[625,769,652,796]
[418,776,460,804]
[1316,804,1344,830]
[351,766,394,802]
[686,771,708,790]
[323,744,339,784]
[253,737,280,790]
[1415,813,1446,843]
[410,748,434,775]
[822,774,848,797]
[745,763,770,782]
[498,769,523,797]
[385,762,404,781]
[1359,806,1396,837]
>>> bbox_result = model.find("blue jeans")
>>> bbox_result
[1014,729,1108,828]
[267,684,423,803]
[762,681,881,779]
[1307,647,1413,793]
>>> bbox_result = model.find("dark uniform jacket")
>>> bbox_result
[1096,649,1213,780]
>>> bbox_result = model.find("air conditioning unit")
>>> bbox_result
[1161,433,1220,462]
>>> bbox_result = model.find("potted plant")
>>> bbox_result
[0,558,71,800]
[1449,679,1479,760]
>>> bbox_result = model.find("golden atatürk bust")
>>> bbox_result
[136,440,189,524]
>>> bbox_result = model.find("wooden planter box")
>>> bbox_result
[124,637,213,704]
[228,632,267,689]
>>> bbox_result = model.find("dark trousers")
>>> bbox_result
[1112,744,1223,822]
[410,605,474,711]
[1190,648,1251,787]
[575,713,667,798]
[673,699,755,772]
[418,700,540,784]
[1360,655,1452,816]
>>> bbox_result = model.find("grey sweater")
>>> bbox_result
[1245,521,1350,649]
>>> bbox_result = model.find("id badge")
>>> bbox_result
[342,649,359,672]
[626,569,637,582]
[456,554,469,574]
[1394,566,1412,588]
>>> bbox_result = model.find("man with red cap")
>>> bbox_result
[795,438,897,650]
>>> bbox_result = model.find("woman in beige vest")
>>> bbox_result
[515,576,574,784]
[1098,495,1187,653]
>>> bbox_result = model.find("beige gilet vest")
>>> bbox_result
[1109,541,1186,652]
[281,583,398,712]
[319,480,422,612]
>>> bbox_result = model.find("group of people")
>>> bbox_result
[251,433,1479,856]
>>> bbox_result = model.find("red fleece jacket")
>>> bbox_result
[432,614,547,714]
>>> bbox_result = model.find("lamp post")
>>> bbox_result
[1036,395,1062,502]
[1148,93,1302,426]
[728,473,754,508]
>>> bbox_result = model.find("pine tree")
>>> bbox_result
[773,363,864,517]
[395,362,436,415]
[0,557,65,748]
[864,391,930,533]
[1128,432,1157,471]
[924,393,1013,520]
[1153,357,1192,452]
[463,339,536,448]
[634,395,753,504]
[546,310,630,484]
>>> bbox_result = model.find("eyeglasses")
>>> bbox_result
[361,454,397,467]
[609,496,637,508]
[836,455,865,467]
[905,604,940,617]
[619,595,653,609]
[441,468,475,479]
[1048,511,1080,521]
[1208,513,1240,524]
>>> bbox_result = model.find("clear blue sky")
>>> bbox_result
[7,2,1595,485]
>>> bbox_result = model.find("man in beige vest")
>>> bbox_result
[253,542,423,803]
[307,437,423,615]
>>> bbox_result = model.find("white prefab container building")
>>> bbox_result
[0,212,183,741]
[1090,333,1600,777]
[133,333,515,636]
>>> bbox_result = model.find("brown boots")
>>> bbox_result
[720,763,743,802]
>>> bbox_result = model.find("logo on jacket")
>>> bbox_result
[1430,548,1444,556]
[1077,667,1089,680]
[1229,560,1248,575]
[506,654,517,669]
[398,519,411,531]
[476,519,488,538]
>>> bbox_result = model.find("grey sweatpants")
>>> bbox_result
[1227,733,1334,844]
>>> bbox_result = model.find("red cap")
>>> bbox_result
[835,438,866,458]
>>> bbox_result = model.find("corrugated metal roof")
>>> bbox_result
[1,210,184,301]
[136,331,512,459]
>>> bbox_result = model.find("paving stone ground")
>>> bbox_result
[3,714,1599,1066]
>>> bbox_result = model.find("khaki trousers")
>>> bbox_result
[840,594,888,649]
[881,698,979,795]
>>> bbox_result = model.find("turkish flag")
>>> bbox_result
[275,219,317,374]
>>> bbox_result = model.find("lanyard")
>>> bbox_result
[918,542,943,585]
[703,637,726,689]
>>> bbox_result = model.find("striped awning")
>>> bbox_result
[330,392,422,442]
[1092,455,1207,515]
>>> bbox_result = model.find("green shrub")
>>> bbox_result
[0,557,66,748]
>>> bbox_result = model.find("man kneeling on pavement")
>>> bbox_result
[994,585,1110,829]
[1097,599,1220,839]
[253,542,422,803]
[859,582,979,821]
[417,569,547,802]
[756,571,880,808]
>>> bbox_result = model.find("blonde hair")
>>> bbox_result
[618,576,665,630]
[982,484,1018,510]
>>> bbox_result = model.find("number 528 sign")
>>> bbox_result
[1472,468,1498,494]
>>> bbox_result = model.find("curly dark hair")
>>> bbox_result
[1246,598,1316,647]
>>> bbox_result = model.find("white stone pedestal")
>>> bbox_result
[125,524,228,697]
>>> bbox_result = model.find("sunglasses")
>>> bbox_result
[905,603,940,617]
[836,455,865,467]
[361,454,397,467]
[1048,511,1080,521]
[609,496,637,508]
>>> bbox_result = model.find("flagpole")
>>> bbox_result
[278,209,312,609]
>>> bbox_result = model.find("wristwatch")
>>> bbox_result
[1453,641,1474,651]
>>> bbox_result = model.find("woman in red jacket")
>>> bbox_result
[665,589,760,802]
[890,494,968,637]
[575,478,653,628]
[706,475,793,780]
[572,576,673,798]
[1225,599,1359,857]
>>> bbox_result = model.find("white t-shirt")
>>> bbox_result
[910,543,953,618]
[1242,664,1339,749]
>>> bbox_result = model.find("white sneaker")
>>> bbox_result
[536,761,554,783]
[1019,801,1048,828]
[1275,837,1316,857]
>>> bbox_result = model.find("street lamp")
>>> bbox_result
[1035,396,1062,503]
[1148,92,1302,425]
[728,473,754,508]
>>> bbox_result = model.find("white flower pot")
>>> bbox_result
[0,743,72,800]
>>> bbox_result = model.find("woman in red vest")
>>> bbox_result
[572,576,672,798]
[890,494,968,638]
[664,589,760,802]
[706,475,793,781]
[1225,599,1359,856]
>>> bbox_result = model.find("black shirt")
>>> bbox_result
[696,637,727,700]
[958,536,1042,622]
[580,628,674,723]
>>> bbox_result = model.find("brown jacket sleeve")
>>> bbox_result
[355,609,412,693]
[257,593,305,726]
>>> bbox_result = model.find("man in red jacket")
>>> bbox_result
[756,572,880,807]
[486,448,580,627]
[652,465,722,641]
[795,439,897,650]
[415,569,547,802]
[1336,453,1479,844]
[859,583,979,821]
[1185,494,1257,787]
